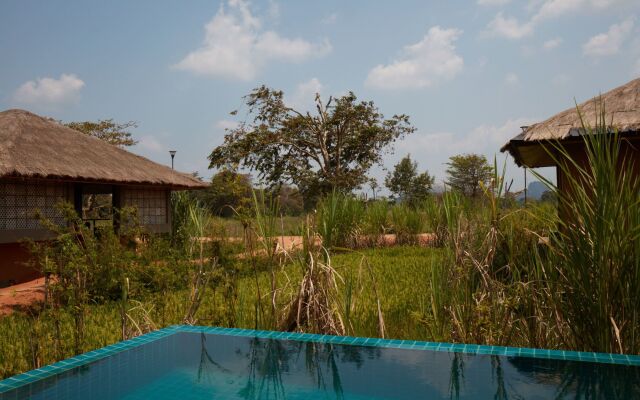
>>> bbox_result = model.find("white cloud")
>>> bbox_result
[137,135,165,154]
[543,37,563,49]
[365,26,464,90]
[486,0,633,40]
[477,0,511,5]
[532,0,584,22]
[321,13,338,24]
[583,18,635,57]
[505,72,520,85]
[174,0,331,80]
[532,0,629,23]
[12,74,84,107]
[486,12,534,39]
[286,78,323,110]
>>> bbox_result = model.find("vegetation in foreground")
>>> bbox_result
[0,245,447,378]
[1,103,638,381]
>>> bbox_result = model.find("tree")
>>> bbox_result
[445,154,493,197]
[275,184,304,216]
[208,86,415,209]
[540,190,557,204]
[368,178,380,200]
[196,169,253,217]
[65,119,138,147]
[385,155,434,205]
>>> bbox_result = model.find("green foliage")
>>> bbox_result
[274,184,304,216]
[385,154,434,205]
[390,204,426,244]
[64,119,138,147]
[539,190,557,204]
[0,246,448,378]
[533,104,640,354]
[445,153,493,197]
[208,86,415,207]
[361,200,390,236]
[195,168,253,217]
[316,191,365,250]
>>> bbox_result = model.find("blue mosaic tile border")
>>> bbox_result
[175,325,640,366]
[2,325,640,393]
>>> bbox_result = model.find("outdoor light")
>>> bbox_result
[169,150,177,170]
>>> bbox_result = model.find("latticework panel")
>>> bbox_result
[0,181,69,230]
[121,188,168,225]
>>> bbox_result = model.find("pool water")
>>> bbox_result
[1,327,639,399]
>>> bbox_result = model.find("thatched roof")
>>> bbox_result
[0,109,207,189]
[501,78,640,167]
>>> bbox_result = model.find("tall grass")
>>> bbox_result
[423,158,552,346]
[390,204,426,244]
[533,104,640,354]
[316,191,364,250]
[361,200,390,245]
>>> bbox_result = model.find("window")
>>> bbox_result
[80,185,114,231]
[0,181,69,230]
[121,188,167,225]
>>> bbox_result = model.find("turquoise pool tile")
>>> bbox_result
[450,344,466,352]
[3,323,640,395]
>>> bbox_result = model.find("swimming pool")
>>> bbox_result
[1,325,639,399]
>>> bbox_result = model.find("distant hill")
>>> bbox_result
[517,181,547,201]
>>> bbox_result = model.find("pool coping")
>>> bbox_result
[2,325,640,393]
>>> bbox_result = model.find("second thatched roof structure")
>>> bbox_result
[0,109,207,189]
[501,77,640,167]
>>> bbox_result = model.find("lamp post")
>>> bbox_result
[169,150,176,170]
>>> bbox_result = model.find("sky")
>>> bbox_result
[1,0,639,195]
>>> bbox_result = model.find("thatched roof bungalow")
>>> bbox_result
[0,109,207,285]
[501,77,640,199]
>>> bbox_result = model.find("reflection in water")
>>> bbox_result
[508,356,640,399]
[491,357,509,400]
[196,334,382,399]
[6,332,640,400]
[197,333,232,383]
[448,353,465,399]
[194,334,640,400]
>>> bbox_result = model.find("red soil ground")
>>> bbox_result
[0,277,45,316]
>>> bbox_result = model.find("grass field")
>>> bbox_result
[0,246,448,378]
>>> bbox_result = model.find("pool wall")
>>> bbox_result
[2,325,640,393]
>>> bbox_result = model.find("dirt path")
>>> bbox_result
[0,277,45,316]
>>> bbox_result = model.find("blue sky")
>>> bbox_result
[2,0,639,193]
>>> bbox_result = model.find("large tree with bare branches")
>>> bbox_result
[209,86,415,207]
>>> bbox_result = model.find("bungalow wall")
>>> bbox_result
[555,137,640,222]
[0,178,172,286]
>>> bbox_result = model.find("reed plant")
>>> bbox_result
[360,200,390,246]
[316,191,364,250]
[533,104,640,354]
[279,220,346,335]
[390,203,426,244]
